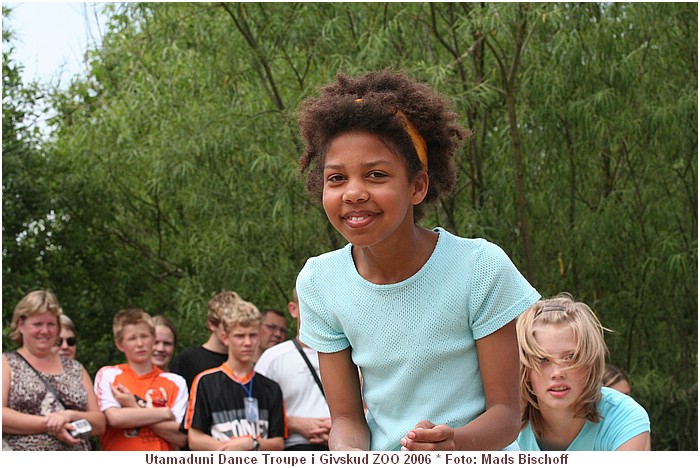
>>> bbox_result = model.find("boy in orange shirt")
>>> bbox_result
[94,308,188,450]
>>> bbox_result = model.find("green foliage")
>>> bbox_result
[3,2,696,449]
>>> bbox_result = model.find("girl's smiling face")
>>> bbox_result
[322,131,427,249]
[529,323,588,414]
[152,325,176,369]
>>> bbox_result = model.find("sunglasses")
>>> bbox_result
[57,337,77,347]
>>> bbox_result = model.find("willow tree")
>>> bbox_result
[2,10,54,313]
[15,2,696,448]
[517,3,697,449]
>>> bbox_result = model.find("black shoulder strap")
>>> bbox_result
[14,351,68,409]
[292,339,325,399]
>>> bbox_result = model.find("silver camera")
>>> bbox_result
[69,418,92,438]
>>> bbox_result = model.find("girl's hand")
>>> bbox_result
[400,420,455,451]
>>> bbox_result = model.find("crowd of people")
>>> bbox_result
[3,69,651,452]
[1,286,652,452]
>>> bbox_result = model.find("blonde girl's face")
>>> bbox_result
[529,323,588,414]
[19,311,58,353]
[322,131,425,249]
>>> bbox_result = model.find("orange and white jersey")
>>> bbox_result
[94,363,188,451]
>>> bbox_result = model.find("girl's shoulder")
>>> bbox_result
[600,387,648,415]
[433,226,493,248]
[306,243,352,263]
[433,227,510,264]
[298,244,353,278]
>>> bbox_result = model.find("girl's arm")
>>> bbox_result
[402,320,521,451]
[319,348,369,451]
[616,432,651,451]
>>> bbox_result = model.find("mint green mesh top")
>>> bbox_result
[298,227,540,451]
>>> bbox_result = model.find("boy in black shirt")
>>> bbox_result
[169,292,237,389]
[184,291,286,450]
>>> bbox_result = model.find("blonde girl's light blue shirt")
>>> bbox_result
[298,227,540,451]
[517,387,651,451]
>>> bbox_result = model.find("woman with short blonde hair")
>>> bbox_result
[3,290,105,450]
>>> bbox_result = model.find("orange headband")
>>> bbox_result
[355,99,428,171]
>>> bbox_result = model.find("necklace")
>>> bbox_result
[236,370,255,398]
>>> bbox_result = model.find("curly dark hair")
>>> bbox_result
[297,69,469,221]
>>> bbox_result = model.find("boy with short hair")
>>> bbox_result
[184,292,286,450]
[94,308,188,451]
[169,292,238,389]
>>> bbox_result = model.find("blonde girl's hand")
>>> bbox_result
[400,420,455,451]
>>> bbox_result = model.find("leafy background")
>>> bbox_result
[3,2,696,450]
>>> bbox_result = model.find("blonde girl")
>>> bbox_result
[516,293,651,450]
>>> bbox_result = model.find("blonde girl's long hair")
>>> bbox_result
[516,293,611,438]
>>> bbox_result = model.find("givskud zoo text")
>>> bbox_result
[144,452,570,466]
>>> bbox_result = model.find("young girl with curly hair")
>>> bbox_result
[516,293,650,450]
[296,69,540,451]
